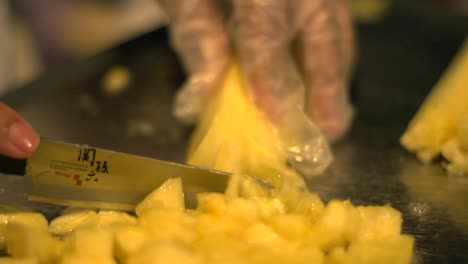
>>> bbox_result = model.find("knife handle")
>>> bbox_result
[0,156,26,175]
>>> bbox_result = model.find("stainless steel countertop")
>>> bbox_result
[0,6,467,262]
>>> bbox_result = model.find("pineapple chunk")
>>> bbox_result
[50,208,136,237]
[401,38,468,168]
[187,62,305,187]
[49,209,99,236]
[114,225,148,263]
[61,227,116,264]
[248,245,324,264]
[0,258,38,264]
[327,235,414,264]
[138,210,198,245]
[5,224,64,264]
[0,210,48,250]
[60,256,116,264]
[353,206,403,242]
[135,177,185,216]
[196,193,227,215]
[126,241,201,264]
[64,227,114,256]
[242,223,285,246]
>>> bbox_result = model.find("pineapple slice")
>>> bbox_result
[401,38,468,172]
[187,62,306,187]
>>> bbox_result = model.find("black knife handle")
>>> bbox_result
[0,156,26,175]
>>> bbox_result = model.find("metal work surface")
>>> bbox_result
[0,4,467,263]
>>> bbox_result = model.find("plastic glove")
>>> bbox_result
[0,103,39,158]
[158,0,355,176]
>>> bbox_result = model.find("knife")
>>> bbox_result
[21,138,230,211]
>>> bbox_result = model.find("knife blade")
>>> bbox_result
[26,138,230,211]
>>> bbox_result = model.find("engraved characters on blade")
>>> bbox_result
[77,148,110,182]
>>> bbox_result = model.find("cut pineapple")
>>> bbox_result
[401,38,468,175]
[0,258,38,264]
[0,210,48,250]
[0,177,414,263]
[5,224,64,264]
[135,177,185,216]
[187,62,305,187]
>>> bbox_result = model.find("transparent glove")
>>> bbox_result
[158,0,355,176]
[0,103,39,158]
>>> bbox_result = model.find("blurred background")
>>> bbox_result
[0,0,467,95]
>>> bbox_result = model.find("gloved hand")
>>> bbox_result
[158,0,355,175]
[0,103,39,158]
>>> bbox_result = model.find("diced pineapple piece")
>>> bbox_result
[138,210,197,245]
[248,245,324,264]
[60,227,116,263]
[126,241,201,264]
[307,200,355,250]
[59,256,116,264]
[49,209,99,236]
[97,210,137,227]
[353,206,402,242]
[441,138,468,176]
[401,38,468,163]
[0,258,38,264]
[5,224,64,264]
[268,214,311,241]
[64,227,113,256]
[135,177,185,216]
[187,62,305,187]
[193,234,250,264]
[50,208,137,237]
[196,193,227,215]
[243,223,285,246]
[327,235,414,264]
[0,211,48,250]
[114,225,148,263]
[195,214,244,238]
[277,181,324,221]
[225,198,260,225]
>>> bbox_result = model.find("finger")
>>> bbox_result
[0,103,39,158]
[160,0,231,124]
[231,0,305,121]
[295,0,354,142]
[333,0,356,79]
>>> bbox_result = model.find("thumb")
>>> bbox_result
[0,103,39,158]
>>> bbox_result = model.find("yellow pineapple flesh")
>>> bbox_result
[401,38,468,175]
[187,62,305,187]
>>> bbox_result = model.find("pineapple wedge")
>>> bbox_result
[187,62,305,187]
[401,38,468,174]
[135,177,185,217]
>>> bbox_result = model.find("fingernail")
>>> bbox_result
[8,121,39,154]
